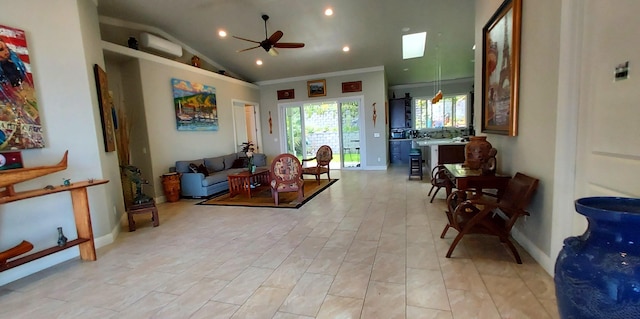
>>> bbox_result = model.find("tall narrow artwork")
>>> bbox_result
[171,78,218,131]
[0,25,44,150]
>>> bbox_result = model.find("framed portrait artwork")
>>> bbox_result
[481,0,522,136]
[307,79,326,98]
[94,64,116,152]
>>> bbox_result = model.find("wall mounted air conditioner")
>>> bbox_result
[139,32,183,57]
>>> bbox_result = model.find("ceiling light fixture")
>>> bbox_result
[256,59,263,65]
[402,32,426,59]
[325,8,333,16]
[401,27,410,32]
[342,46,350,52]
[218,30,227,38]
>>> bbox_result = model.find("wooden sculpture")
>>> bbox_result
[0,241,34,265]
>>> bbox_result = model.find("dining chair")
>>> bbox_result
[428,165,449,203]
[301,145,332,184]
[440,172,539,263]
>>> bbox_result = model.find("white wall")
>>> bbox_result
[139,59,261,197]
[0,0,123,285]
[258,67,388,168]
[475,0,561,269]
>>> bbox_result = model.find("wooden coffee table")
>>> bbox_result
[227,168,270,198]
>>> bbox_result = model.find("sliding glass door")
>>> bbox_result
[280,97,362,169]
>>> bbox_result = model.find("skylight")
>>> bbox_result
[402,32,427,59]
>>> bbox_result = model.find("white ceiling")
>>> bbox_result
[96,0,476,86]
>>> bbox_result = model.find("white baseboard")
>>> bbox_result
[364,165,388,170]
[511,228,555,276]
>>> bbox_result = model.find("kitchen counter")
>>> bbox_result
[413,138,468,147]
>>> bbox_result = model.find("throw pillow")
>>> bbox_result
[197,164,209,176]
[188,163,198,173]
[231,158,248,169]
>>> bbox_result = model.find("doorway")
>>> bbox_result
[279,97,363,169]
[232,100,261,153]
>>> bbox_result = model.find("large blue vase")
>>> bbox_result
[555,197,640,319]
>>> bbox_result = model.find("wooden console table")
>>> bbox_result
[442,164,510,198]
[227,168,270,198]
[0,179,108,272]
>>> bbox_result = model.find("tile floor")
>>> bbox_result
[0,167,559,319]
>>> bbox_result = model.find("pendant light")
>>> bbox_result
[431,33,443,104]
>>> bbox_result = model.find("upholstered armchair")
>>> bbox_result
[302,145,332,184]
[269,153,304,205]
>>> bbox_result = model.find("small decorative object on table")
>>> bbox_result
[464,136,495,171]
[63,178,71,186]
[57,227,67,247]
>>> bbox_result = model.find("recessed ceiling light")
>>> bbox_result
[325,8,333,16]
[402,27,410,32]
[404,68,409,71]
[402,31,427,59]
[472,44,476,50]
[218,30,227,38]
[342,46,350,52]
[256,59,263,65]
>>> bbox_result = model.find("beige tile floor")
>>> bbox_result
[0,167,559,319]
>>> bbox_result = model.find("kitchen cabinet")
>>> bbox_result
[389,97,412,129]
[390,140,412,164]
[429,144,466,172]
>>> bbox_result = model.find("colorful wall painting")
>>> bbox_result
[0,24,44,150]
[171,78,218,131]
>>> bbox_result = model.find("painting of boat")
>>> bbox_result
[171,78,218,131]
[0,150,68,192]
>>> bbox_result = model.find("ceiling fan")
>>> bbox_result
[233,14,305,56]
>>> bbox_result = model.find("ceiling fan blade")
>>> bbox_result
[232,35,261,44]
[237,45,260,53]
[274,42,305,49]
[268,30,283,44]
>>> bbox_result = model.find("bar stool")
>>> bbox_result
[409,148,423,180]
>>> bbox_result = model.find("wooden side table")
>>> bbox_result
[227,168,270,198]
[127,200,159,232]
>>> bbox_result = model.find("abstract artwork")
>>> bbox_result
[171,78,218,131]
[0,24,44,150]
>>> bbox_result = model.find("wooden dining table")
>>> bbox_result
[442,163,511,198]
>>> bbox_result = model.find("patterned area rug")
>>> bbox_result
[197,179,338,208]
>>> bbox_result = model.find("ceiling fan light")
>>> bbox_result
[268,48,279,56]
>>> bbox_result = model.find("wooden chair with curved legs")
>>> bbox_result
[269,153,304,205]
[301,145,332,184]
[440,172,539,264]
[428,165,449,203]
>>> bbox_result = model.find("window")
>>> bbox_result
[414,94,468,129]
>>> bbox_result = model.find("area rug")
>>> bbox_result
[197,179,338,208]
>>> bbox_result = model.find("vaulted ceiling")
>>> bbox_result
[97,0,476,86]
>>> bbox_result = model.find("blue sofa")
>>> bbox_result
[174,152,267,198]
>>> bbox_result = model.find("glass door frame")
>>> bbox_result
[277,96,364,170]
